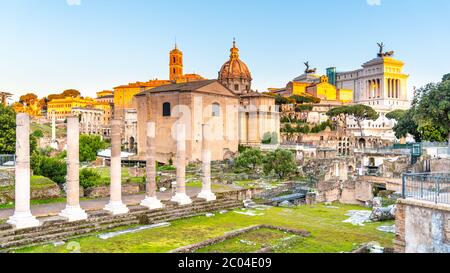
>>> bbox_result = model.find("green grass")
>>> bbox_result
[185,180,236,192]
[30,176,57,189]
[31,122,65,138]
[15,203,394,253]
[196,228,296,253]
[83,167,145,187]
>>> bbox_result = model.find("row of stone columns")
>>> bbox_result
[7,114,216,229]
[387,78,400,98]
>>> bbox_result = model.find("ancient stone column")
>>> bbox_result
[59,116,88,222]
[104,120,129,215]
[197,124,216,201]
[51,111,56,142]
[170,124,192,205]
[50,111,58,149]
[140,122,164,209]
[7,114,40,229]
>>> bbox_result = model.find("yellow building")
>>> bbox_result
[113,45,205,117]
[96,90,114,98]
[305,75,353,103]
[47,96,112,121]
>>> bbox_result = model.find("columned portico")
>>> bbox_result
[59,116,88,222]
[171,124,192,205]
[104,120,129,215]
[197,124,216,201]
[140,122,164,209]
[7,114,40,229]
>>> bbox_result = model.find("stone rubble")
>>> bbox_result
[52,241,65,247]
[343,210,372,226]
[240,239,256,246]
[377,225,396,233]
[370,205,396,221]
[233,210,264,217]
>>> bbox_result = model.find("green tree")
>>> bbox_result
[79,135,108,162]
[328,104,379,137]
[348,104,379,137]
[413,80,450,146]
[0,105,16,154]
[234,148,264,171]
[442,73,450,82]
[263,149,297,179]
[29,134,38,155]
[62,89,81,98]
[31,129,44,138]
[386,109,422,142]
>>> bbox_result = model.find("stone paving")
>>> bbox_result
[0,188,202,220]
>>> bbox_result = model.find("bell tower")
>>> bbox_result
[169,44,183,81]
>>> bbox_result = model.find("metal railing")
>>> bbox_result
[402,173,450,205]
[354,147,411,155]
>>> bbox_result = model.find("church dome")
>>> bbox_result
[218,40,252,81]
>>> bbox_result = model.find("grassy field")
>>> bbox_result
[196,228,300,253]
[31,122,65,138]
[15,203,394,253]
[84,167,145,187]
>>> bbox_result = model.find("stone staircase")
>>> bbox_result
[0,196,243,251]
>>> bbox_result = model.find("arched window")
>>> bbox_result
[212,103,220,117]
[162,102,171,117]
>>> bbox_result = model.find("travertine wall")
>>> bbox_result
[395,199,450,253]
[136,89,239,163]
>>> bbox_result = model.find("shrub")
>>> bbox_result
[31,154,67,184]
[79,168,101,189]
[263,149,297,179]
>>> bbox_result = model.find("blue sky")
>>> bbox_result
[1,0,450,100]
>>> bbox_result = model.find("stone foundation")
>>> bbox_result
[0,183,61,205]
[0,191,246,251]
[169,225,310,253]
[83,183,143,199]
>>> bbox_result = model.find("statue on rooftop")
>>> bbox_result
[377,42,394,57]
[304,61,317,74]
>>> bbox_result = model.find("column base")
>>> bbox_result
[50,141,58,149]
[59,205,88,222]
[171,193,192,205]
[197,191,217,202]
[7,211,40,230]
[140,196,164,210]
[104,201,129,215]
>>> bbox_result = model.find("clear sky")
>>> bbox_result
[1,0,450,100]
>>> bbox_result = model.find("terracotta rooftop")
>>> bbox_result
[136,80,218,96]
